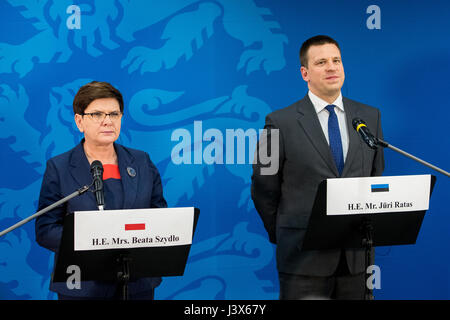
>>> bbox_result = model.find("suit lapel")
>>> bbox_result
[296,95,339,176]
[69,141,97,206]
[69,141,139,209]
[341,98,360,177]
[115,143,138,209]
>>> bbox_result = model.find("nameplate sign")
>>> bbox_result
[73,207,194,251]
[326,175,431,215]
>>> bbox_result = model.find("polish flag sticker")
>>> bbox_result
[124,223,146,231]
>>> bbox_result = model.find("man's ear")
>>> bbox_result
[300,65,309,82]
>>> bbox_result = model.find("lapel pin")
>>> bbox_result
[127,167,136,177]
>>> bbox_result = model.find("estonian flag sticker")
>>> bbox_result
[371,184,389,192]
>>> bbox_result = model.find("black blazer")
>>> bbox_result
[35,140,167,297]
[251,94,384,276]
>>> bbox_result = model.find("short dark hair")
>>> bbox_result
[299,35,341,67]
[73,81,124,115]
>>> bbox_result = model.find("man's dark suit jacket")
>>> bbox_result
[35,140,167,298]
[251,94,384,277]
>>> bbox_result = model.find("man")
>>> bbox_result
[251,35,384,299]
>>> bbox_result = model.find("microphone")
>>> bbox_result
[90,160,105,210]
[352,118,378,150]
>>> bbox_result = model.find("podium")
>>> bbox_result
[302,175,436,299]
[53,207,199,299]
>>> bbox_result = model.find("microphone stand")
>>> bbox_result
[361,219,374,300]
[0,185,91,238]
[377,138,450,178]
[359,135,448,300]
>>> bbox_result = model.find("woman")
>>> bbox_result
[35,81,167,300]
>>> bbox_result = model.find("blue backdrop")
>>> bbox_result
[0,0,449,300]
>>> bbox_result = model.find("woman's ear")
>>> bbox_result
[74,114,84,133]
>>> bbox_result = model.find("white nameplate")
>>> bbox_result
[74,207,194,251]
[326,175,431,215]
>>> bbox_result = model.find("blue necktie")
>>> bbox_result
[325,105,344,175]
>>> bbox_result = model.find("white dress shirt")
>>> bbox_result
[308,90,349,161]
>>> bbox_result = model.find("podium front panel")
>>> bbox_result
[53,207,200,283]
[302,176,435,251]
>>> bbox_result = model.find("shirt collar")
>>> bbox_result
[308,90,344,114]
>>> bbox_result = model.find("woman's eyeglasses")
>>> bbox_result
[82,111,123,122]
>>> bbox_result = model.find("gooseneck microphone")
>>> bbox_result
[352,118,378,149]
[352,117,450,177]
[90,160,105,210]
